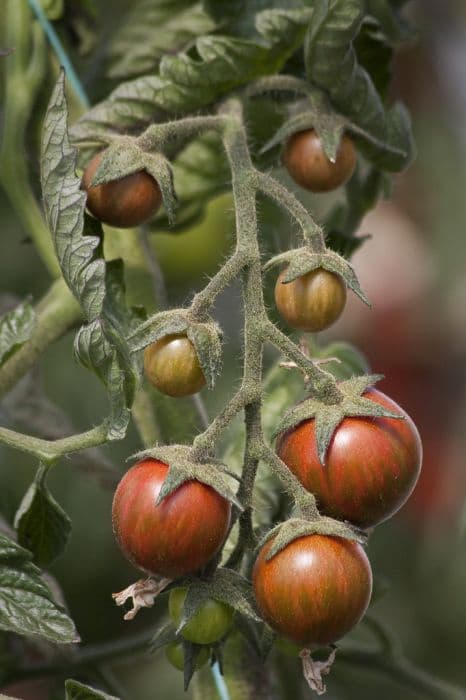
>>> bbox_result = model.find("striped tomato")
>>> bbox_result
[253,534,372,646]
[277,389,422,528]
[112,459,231,578]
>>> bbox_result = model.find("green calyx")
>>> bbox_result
[261,517,366,561]
[264,246,369,306]
[131,444,241,508]
[274,374,402,465]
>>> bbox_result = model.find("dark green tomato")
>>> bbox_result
[165,642,210,672]
[169,587,234,645]
[253,534,372,646]
[274,267,347,332]
[112,459,231,578]
[81,150,162,228]
[283,129,357,193]
[277,389,422,528]
[144,334,206,397]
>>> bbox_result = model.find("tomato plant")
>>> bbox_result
[283,129,357,193]
[2,2,461,700]
[277,389,422,528]
[253,534,372,646]
[112,459,231,578]
[81,151,162,228]
[169,587,234,644]
[274,267,347,332]
[144,334,206,397]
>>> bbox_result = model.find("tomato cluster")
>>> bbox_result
[107,128,422,670]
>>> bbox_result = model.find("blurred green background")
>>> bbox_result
[1,1,466,698]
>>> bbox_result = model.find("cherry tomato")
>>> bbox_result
[253,534,372,646]
[169,587,234,644]
[274,267,347,332]
[165,641,210,672]
[112,459,231,578]
[277,389,422,528]
[81,151,162,228]
[144,334,206,397]
[283,129,356,193]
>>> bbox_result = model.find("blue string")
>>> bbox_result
[211,661,231,700]
[27,0,90,109]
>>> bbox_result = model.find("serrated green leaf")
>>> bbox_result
[304,0,413,171]
[70,8,311,146]
[41,72,137,441]
[41,71,105,321]
[65,679,119,700]
[187,321,222,390]
[0,534,79,643]
[0,300,35,367]
[106,1,216,81]
[14,466,71,567]
[0,533,33,564]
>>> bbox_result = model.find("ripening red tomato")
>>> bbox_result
[81,151,162,228]
[112,459,231,578]
[283,130,357,193]
[253,534,372,646]
[144,334,206,397]
[274,267,347,332]
[277,389,422,528]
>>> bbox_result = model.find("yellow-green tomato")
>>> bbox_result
[274,267,347,332]
[144,334,206,397]
[169,588,234,645]
[165,641,210,672]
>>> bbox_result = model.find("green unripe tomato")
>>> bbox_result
[144,334,206,397]
[165,641,210,672]
[169,587,234,645]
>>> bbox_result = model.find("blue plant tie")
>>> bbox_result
[211,660,231,700]
[27,0,90,109]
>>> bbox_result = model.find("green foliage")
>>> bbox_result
[0,533,78,644]
[304,0,414,171]
[106,0,216,80]
[0,300,35,367]
[70,7,312,145]
[14,465,71,567]
[41,73,140,440]
[65,680,119,700]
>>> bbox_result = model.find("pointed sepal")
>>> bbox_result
[264,247,369,306]
[131,444,241,509]
[275,374,402,464]
[261,517,365,561]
